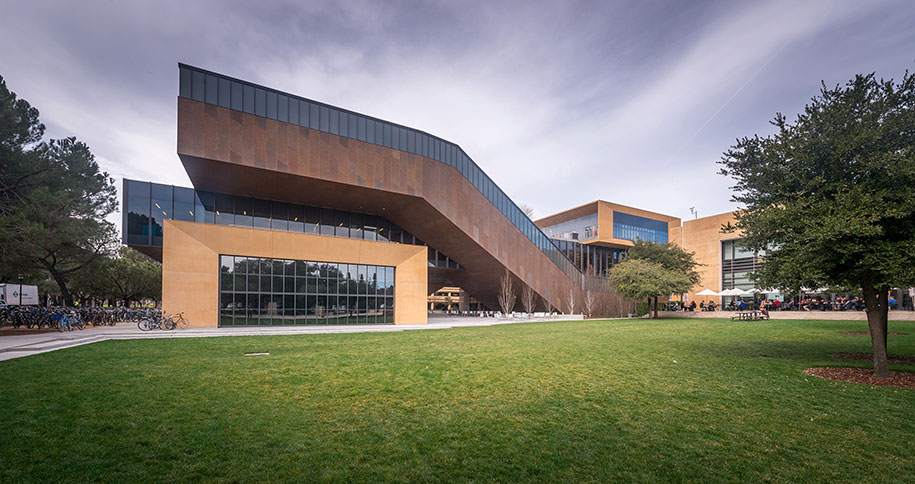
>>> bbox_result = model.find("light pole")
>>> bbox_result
[17,273,24,306]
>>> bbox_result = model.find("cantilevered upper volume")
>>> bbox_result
[173,63,583,312]
[536,200,680,248]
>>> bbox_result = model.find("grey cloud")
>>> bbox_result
[1,0,912,226]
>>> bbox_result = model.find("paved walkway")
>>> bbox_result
[0,315,582,362]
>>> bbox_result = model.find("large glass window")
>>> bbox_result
[218,78,230,108]
[150,183,172,245]
[191,70,205,102]
[612,212,668,243]
[243,85,255,114]
[721,239,762,296]
[205,75,218,105]
[125,180,150,245]
[542,213,599,242]
[231,81,243,111]
[173,186,195,222]
[267,92,278,119]
[234,197,253,227]
[255,88,266,117]
[220,255,395,326]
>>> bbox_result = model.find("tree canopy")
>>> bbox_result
[0,74,119,305]
[626,240,702,287]
[609,240,699,318]
[72,247,161,306]
[719,71,915,377]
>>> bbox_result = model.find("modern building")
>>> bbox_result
[535,200,681,277]
[124,64,600,327]
[124,64,766,327]
[535,204,757,306]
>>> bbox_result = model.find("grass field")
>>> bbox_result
[1,318,914,483]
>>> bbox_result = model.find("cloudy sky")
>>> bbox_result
[2,0,913,224]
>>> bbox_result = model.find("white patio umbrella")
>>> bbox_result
[695,288,719,307]
[719,288,748,310]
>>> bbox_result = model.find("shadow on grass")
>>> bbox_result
[686,336,913,368]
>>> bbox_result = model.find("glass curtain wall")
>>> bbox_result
[123,179,460,269]
[551,239,624,276]
[219,255,394,326]
[721,239,764,305]
[612,212,668,243]
[541,214,598,241]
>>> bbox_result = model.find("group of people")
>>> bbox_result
[780,296,867,311]
[667,294,900,312]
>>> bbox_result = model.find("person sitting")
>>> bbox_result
[689,301,697,312]
[708,300,717,311]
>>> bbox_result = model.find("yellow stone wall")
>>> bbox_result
[162,219,428,327]
[675,211,740,304]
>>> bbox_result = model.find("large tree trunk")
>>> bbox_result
[862,282,890,378]
[47,268,74,307]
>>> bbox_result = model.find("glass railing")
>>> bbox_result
[542,213,599,242]
[178,63,581,283]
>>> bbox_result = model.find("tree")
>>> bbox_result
[626,240,702,285]
[498,269,516,315]
[566,287,578,315]
[0,75,45,216]
[522,284,536,315]
[72,247,162,306]
[608,258,694,319]
[0,76,119,306]
[519,203,534,218]
[582,290,595,318]
[618,240,701,318]
[719,71,915,378]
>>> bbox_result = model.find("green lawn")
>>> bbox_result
[1,318,914,483]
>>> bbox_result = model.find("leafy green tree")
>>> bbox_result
[0,74,119,306]
[72,247,162,306]
[719,71,915,378]
[626,240,702,285]
[609,242,698,319]
[611,240,701,318]
[0,75,45,215]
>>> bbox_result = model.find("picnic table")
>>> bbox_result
[731,310,769,321]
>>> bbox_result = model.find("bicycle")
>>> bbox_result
[138,315,166,331]
[53,311,82,332]
[162,312,190,330]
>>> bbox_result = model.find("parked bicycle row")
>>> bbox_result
[0,306,164,331]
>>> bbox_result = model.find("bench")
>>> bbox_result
[731,310,770,321]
